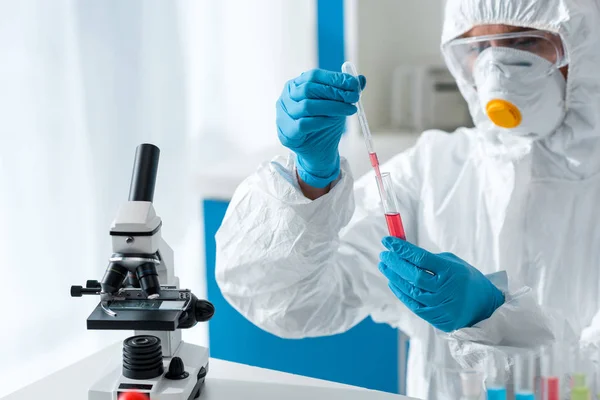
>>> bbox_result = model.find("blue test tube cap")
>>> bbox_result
[515,392,535,400]
[487,387,507,400]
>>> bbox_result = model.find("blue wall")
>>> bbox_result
[317,0,345,71]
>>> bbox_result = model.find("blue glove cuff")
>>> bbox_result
[296,154,341,188]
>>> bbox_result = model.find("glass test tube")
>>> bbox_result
[570,345,591,400]
[540,345,560,400]
[376,172,406,240]
[515,352,536,398]
[486,355,508,400]
[460,370,484,400]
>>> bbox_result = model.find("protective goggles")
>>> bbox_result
[443,30,568,86]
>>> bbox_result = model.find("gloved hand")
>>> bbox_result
[276,69,366,188]
[378,236,505,332]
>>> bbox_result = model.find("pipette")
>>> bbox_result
[341,62,382,178]
[342,61,406,240]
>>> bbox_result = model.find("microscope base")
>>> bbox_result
[89,341,209,400]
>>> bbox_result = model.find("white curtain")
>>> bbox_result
[0,0,315,396]
[185,0,316,173]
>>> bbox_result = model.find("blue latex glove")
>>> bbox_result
[378,236,505,332]
[276,69,366,188]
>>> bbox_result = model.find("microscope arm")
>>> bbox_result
[156,236,178,288]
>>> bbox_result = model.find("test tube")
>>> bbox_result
[592,360,600,400]
[573,373,586,388]
[486,355,508,400]
[460,370,484,400]
[571,386,590,400]
[376,172,406,240]
[540,345,560,400]
[570,345,592,400]
[545,377,560,400]
[515,352,536,399]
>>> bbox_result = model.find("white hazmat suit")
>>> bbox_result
[215,0,600,398]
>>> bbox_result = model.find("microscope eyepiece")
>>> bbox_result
[136,262,161,298]
[129,143,159,202]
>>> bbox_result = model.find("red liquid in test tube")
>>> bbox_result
[385,213,406,240]
[376,172,407,240]
[546,376,559,400]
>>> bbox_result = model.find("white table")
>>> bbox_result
[3,342,418,400]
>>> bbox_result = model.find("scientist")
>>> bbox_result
[215,0,600,398]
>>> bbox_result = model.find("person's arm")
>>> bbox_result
[215,145,426,339]
[297,171,330,200]
[215,67,427,339]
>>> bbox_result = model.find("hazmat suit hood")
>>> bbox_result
[442,0,600,179]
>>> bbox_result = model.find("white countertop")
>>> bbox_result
[3,341,418,400]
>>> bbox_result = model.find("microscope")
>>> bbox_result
[71,144,215,400]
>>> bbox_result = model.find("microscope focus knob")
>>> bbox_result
[86,280,101,289]
[194,300,215,322]
[70,286,83,297]
[70,285,102,297]
[165,357,189,380]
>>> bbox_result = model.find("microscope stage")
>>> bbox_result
[87,305,183,330]
[87,295,190,330]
